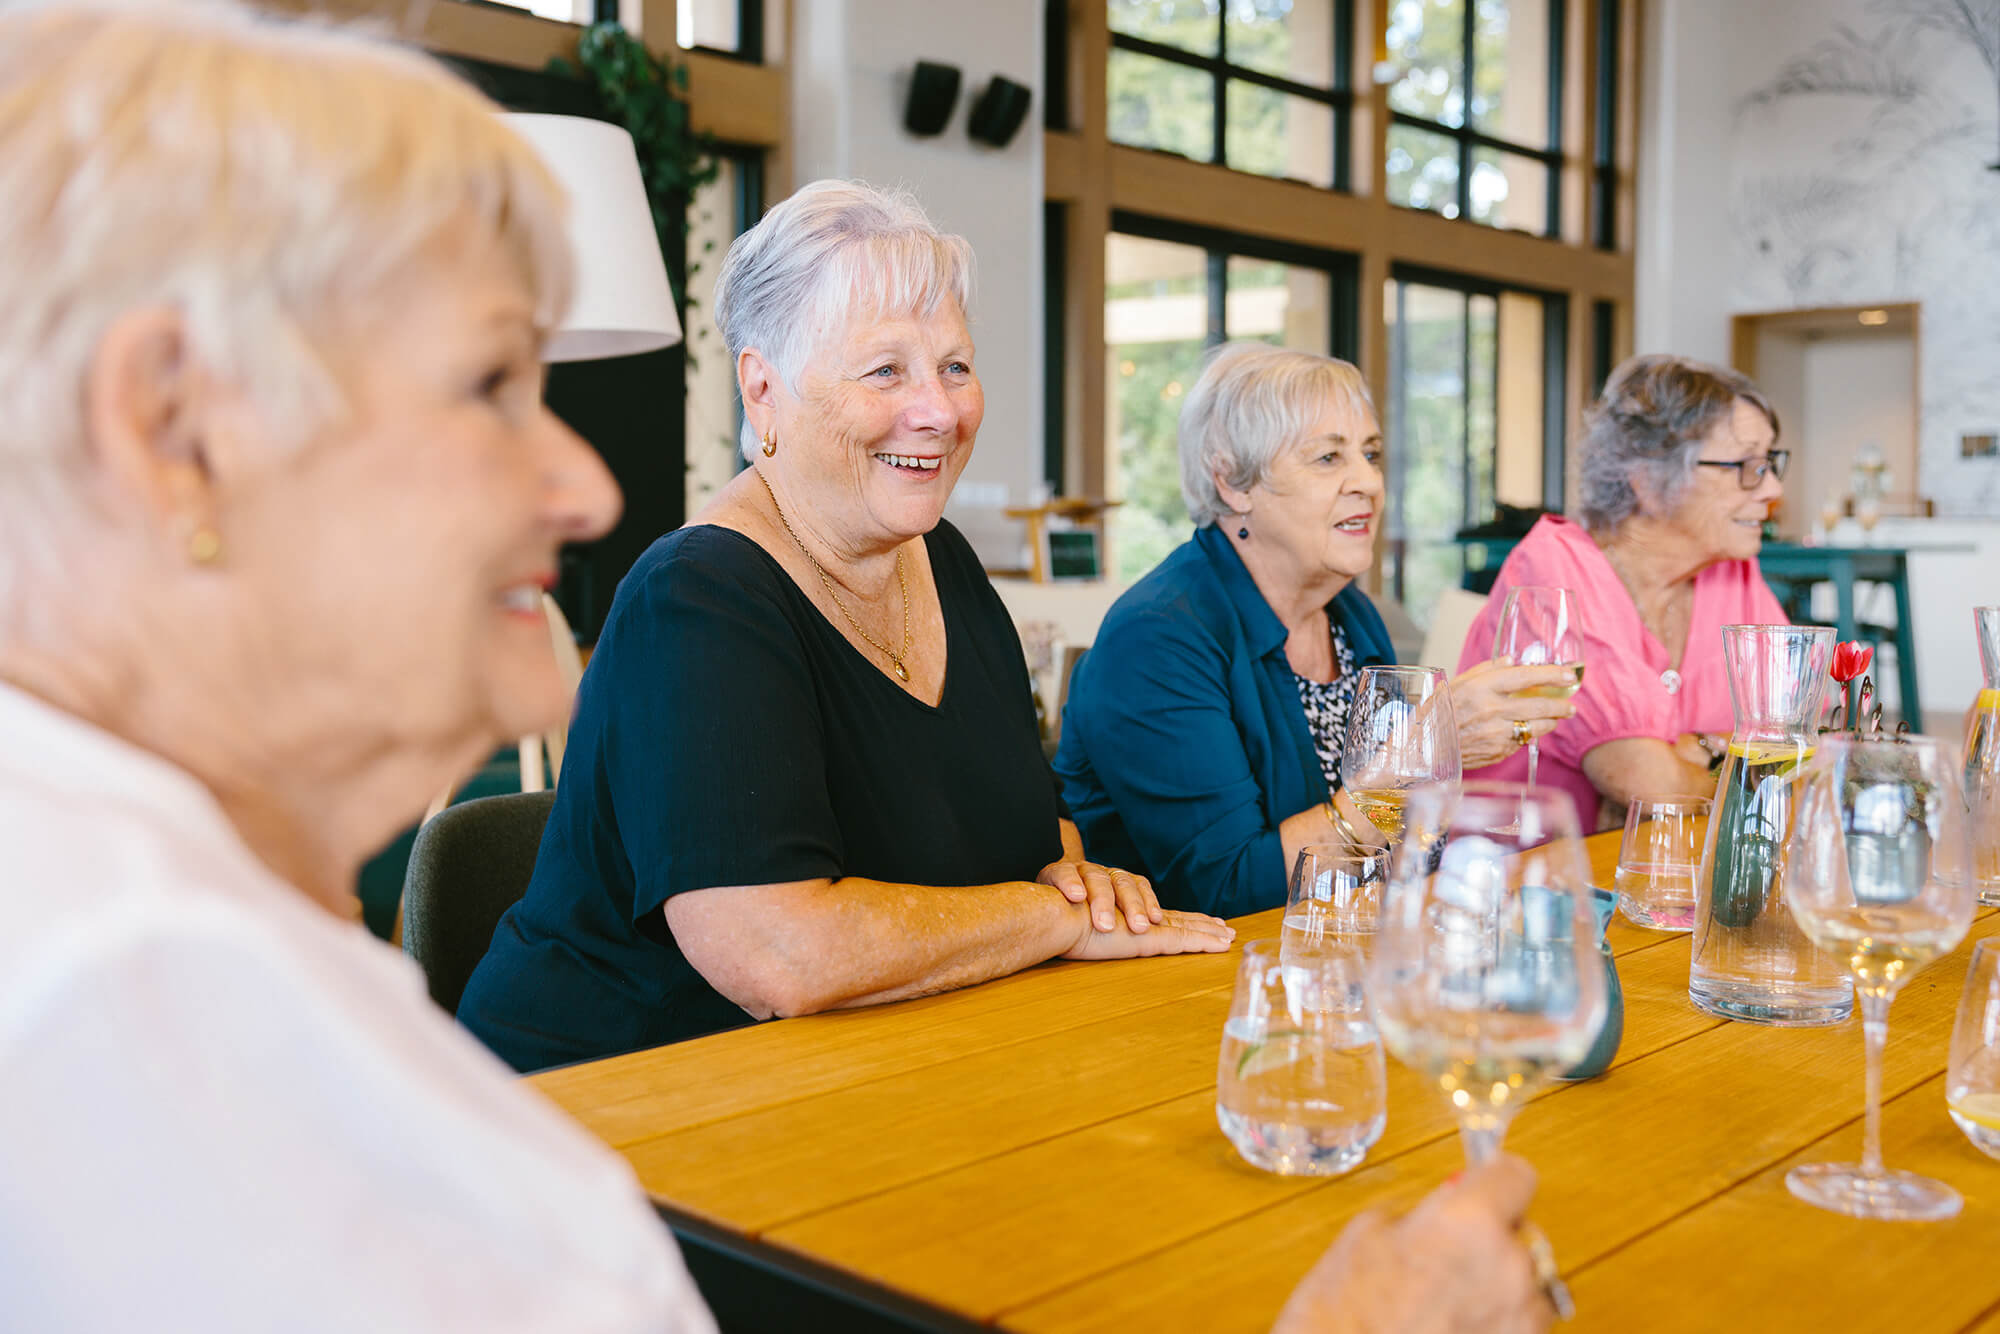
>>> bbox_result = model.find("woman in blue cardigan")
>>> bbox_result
[1055,343,1578,918]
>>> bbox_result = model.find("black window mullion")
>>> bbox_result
[1205,251,1228,346]
[1212,6,1228,169]
[1542,293,1570,512]
[1546,0,1566,235]
[1460,0,1476,220]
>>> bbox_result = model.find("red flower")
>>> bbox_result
[1830,641,1873,684]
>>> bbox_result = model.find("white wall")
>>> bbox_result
[1637,0,2000,517]
[789,0,1044,566]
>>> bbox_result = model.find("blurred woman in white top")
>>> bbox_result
[0,3,708,1329]
[0,3,1550,1331]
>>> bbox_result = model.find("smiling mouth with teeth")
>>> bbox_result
[876,453,943,472]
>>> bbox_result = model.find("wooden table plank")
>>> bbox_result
[1566,1072,2000,1332]
[1004,920,1994,1333]
[760,935,1720,1320]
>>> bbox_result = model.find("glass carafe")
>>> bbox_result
[1965,606,2000,905]
[1689,624,1852,1025]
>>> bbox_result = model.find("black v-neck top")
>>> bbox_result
[459,520,1063,1071]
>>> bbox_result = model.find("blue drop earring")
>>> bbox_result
[1237,524,1249,540]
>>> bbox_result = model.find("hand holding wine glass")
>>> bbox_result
[1490,587,1585,790]
[1781,734,1977,1220]
[1340,666,1461,842]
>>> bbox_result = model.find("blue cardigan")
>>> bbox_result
[1053,524,1395,919]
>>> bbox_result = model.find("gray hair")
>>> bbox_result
[1178,342,1377,528]
[0,0,571,626]
[1577,353,1781,531]
[712,179,975,460]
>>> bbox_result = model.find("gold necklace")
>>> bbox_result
[757,470,912,682]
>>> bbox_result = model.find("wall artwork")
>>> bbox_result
[1730,0,2000,514]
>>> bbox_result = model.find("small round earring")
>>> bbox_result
[188,525,223,565]
[761,429,777,458]
[1236,525,1249,541]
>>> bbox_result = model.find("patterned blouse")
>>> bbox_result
[1293,616,1359,792]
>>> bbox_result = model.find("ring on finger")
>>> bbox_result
[1512,718,1533,748]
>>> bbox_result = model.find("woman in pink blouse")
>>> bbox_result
[1458,355,1791,832]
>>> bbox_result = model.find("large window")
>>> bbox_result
[1107,0,1353,190]
[1384,0,1563,235]
[1105,215,1356,581]
[1384,269,1564,625]
[684,150,765,520]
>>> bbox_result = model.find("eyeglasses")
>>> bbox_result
[1695,448,1789,489]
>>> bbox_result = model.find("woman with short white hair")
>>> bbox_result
[1057,342,1576,918]
[459,180,1238,1072]
[0,3,710,1326]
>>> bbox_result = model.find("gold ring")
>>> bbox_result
[1513,719,1533,748]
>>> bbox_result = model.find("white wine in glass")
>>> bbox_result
[1371,782,1604,1317]
[1339,666,1460,843]
[1781,735,1977,1221]
[1491,586,1584,789]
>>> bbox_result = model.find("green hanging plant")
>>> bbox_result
[549,22,721,313]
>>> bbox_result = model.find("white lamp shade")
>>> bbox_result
[502,112,683,363]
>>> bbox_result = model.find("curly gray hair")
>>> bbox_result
[1178,342,1376,528]
[1575,354,1780,531]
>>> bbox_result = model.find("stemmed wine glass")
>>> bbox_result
[1490,586,1584,791]
[1781,734,1977,1220]
[1339,666,1461,842]
[1370,781,1607,1316]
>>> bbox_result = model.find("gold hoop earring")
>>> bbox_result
[761,429,777,458]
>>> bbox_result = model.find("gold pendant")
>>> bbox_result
[892,659,910,682]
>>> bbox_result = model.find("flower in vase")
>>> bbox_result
[1830,641,1873,685]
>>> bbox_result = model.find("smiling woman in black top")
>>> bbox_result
[459,181,1233,1072]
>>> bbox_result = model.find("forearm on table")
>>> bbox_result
[664,877,1084,1021]
[1580,737,1715,809]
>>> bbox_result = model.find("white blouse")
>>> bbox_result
[0,683,716,1333]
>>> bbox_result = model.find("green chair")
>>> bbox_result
[400,788,555,1015]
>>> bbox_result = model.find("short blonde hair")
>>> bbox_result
[1179,342,1377,527]
[0,0,572,616]
[712,179,974,460]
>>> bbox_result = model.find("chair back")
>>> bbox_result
[401,788,556,1015]
[1418,587,1491,671]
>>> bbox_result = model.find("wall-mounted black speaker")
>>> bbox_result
[967,75,1032,148]
[903,61,962,136]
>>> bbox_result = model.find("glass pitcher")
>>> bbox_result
[1689,623,1851,1025]
[1966,606,2000,906]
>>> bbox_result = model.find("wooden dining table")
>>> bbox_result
[529,830,2000,1333]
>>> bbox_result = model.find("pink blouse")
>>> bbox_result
[1455,516,1789,833]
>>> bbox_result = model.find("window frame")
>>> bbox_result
[1385,0,1567,237]
[676,0,765,62]
[1107,1,1357,192]
[1382,262,1568,605]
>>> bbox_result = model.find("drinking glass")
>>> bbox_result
[1614,796,1709,931]
[1340,666,1460,841]
[1371,782,1604,1312]
[1217,940,1386,1176]
[1947,939,2000,1161]
[1965,606,2000,906]
[1781,735,1978,1220]
[1490,586,1585,791]
[1283,839,1389,971]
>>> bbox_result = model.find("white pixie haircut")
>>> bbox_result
[1179,342,1377,527]
[712,179,975,460]
[0,0,572,622]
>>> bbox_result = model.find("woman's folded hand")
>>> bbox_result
[1449,659,1579,768]
[1039,859,1234,958]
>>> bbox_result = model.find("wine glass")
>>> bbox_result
[1490,586,1585,791]
[1781,735,1977,1220]
[1283,839,1389,972]
[1946,938,2000,1161]
[1370,781,1606,1315]
[1339,666,1461,842]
